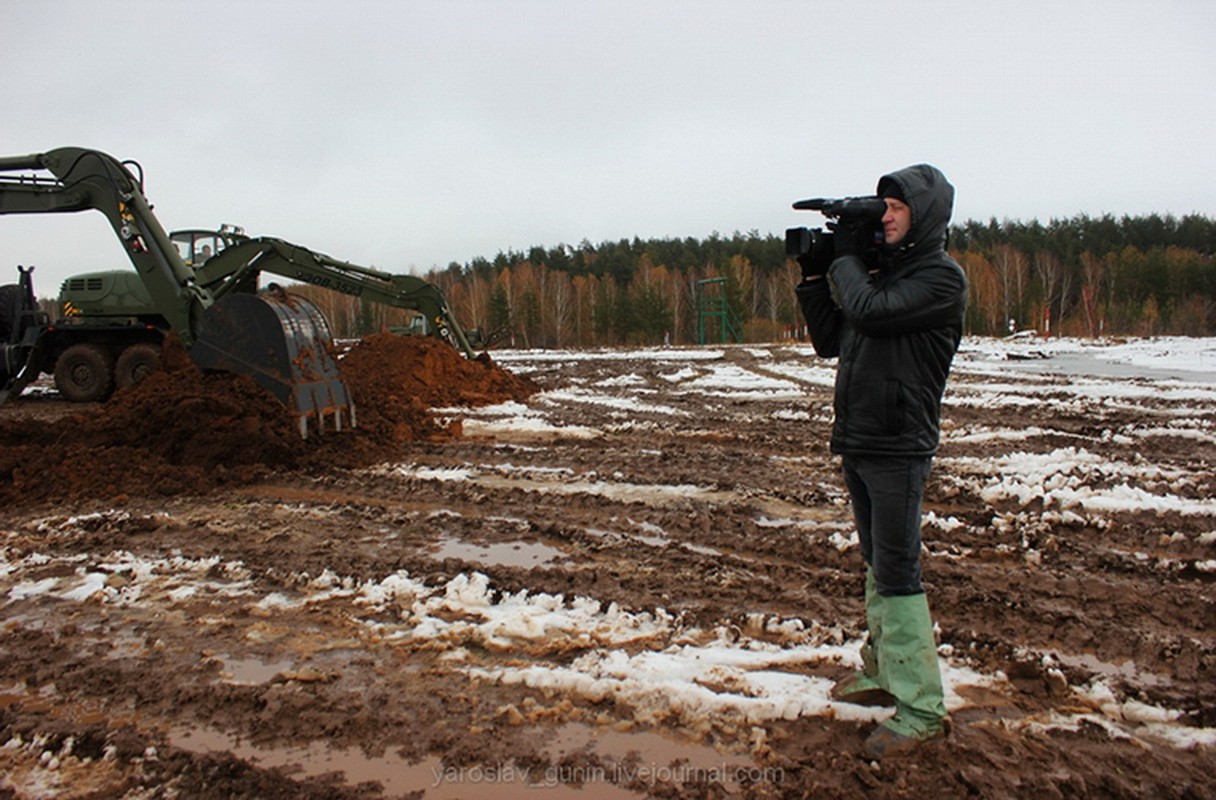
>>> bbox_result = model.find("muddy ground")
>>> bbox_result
[0,335,1212,798]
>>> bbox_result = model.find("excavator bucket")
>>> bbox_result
[188,290,356,438]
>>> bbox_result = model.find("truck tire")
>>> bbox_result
[115,343,162,390]
[54,343,114,402]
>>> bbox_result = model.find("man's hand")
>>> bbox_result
[797,231,835,280]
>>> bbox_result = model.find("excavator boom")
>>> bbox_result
[0,148,207,344]
[189,232,476,357]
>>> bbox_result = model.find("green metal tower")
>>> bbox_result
[696,277,744,345]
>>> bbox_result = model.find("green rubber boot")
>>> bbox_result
[863,592,947,758]
[831,569,895,706]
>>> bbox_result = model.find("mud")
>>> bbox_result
[0,338,1212,798]
[0,334,538,505]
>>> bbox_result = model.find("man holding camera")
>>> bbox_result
[794,164,967,758]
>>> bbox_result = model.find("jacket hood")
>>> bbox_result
[877,164,954,255]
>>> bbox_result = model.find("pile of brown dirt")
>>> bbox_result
[335,333,538,445]
[90,368,307,468]
[0,334,537,507]
[0,366,306,507]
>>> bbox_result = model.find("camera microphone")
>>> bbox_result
[792,196,887,219]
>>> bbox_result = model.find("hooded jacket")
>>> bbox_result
[796,164,967,456]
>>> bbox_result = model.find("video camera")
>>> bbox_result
[785,195,887,261]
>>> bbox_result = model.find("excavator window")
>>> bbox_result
[171,230,227,267]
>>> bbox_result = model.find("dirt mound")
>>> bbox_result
[90,368,306,468]
[0,334,537,507]
[336,333,538,445]
[0,366,305,507]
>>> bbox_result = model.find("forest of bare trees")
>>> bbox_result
[293,213,1214,346]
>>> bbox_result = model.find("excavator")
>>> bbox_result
[0,147,475,437]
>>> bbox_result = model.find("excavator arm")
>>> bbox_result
[192,235,477,357]
[0,147,211,345]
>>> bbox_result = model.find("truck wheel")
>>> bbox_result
[54,344,114,402]
[115,343,162,390]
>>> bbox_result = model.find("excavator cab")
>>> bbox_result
[172,224,246,268]
[173,230,227,267]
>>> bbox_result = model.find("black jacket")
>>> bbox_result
[797,164,967,457]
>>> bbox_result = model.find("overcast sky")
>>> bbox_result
[2,0,1213,292]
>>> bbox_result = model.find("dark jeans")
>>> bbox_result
[842,455,933,597]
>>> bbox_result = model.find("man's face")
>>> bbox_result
[882,198,912,245]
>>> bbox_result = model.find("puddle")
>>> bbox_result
[543,723,765,794]
[166,721,767,798]
[430,538,566,568]
[212,653,297,685]
[584,527,668,549]
[1052,651,1171,688]
[167,724,644,798]
[168,725,465,797]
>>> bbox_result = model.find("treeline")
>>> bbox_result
[950,214,1216,337]
[298,213,1216,345]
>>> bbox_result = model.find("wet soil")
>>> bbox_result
[0,338,1212,798]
